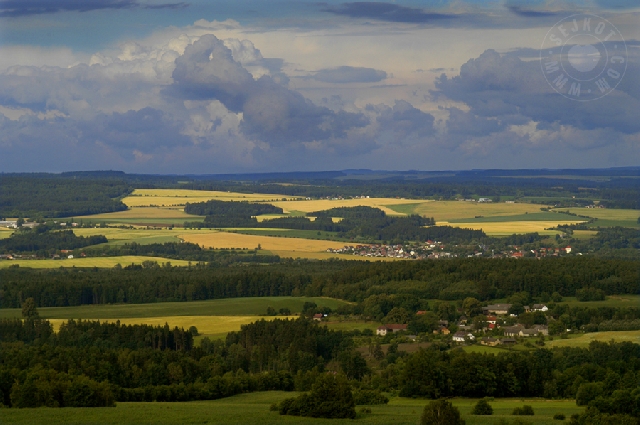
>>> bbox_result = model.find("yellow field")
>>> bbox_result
[444,221,580,236]
[555,207,640,221]
[74,207,202,220]
[408,201,550,221]
[123,189,298,207]
[0,256,190,269]
[181,231,353,252]
[48,315,297,339]
[546,330,640,348]
[268,198,427,216]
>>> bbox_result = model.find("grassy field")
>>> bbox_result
[123,189,298,207]
[0,391,585,425]
[546,330,640,348]
[571,230,598,239]
[0,227,13,239]
[72,207,205,226]
[0,297,350,320]
[388,201,549,221]
[0,256,190,269]
[555,207,640,228]
[75,207,203,220]
[560,294,640,308]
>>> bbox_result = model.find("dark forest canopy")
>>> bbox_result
[183,199,283,216]
[1,316,639,419]
[0,175,131,218]
[0,257,637,309]
[0,228,107,255]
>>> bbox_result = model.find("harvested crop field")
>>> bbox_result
[267,198,427,216]
[444,220,582,236]
[48,315,296,339]
[123,189,297,207]
[180,231,353,252]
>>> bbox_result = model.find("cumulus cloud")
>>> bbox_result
[434,49,640,134]
[170,34,370,146]
[0,0,187,17]
[313,66,387,83]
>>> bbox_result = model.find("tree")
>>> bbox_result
[420,399,465,425]
[339,350,370,380]
[508,303,525,316]
[471,399,493,415]
[21,297,39,319]
[462,297,483,317]
[278,373,356,419]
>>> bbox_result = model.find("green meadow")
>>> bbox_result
[0,296,349,320]
[0,391,585,425]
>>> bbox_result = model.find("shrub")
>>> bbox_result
[277,373,355,419]
[512,405,535,415]
[471,398,493,415]
[353,389,389,405]
[420,399,465,425]
[554,413,566,420]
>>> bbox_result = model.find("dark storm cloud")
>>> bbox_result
[86,107,191,152]
[322,2,457,23]
[171,34,369,146]
[372,100,435,137]
[313,66,387,84]
[506,5,563,18]
[594,0,639,9]
[434,48,640,137]
[0,0,187,18]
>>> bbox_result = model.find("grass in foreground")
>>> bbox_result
[0,297,350,320]
[0,392,585,425]
[545,330,640,348]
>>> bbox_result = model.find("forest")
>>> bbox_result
[1,315,639,424]
[0,257,637,308]
[0,175,131,218]
[185,204,478,243]
[0,227,108,255]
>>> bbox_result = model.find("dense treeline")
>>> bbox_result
[395,341,640,400]
[0,257,637,308]
[0,318,194,351]
[183,199,283,216]
[187,205,478,243]
[0,228,107,255]
[0,175,131,218]
[1,316,639,417]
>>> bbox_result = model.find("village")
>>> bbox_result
[327,242,576,260]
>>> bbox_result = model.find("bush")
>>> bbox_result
[471,398,493,415]
[554,413,566,420]
[420,399,465,425]
[352,389,389,405]
[278,373,355,419]
[512,405,535,415]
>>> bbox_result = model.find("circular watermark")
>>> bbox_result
[540,14,627,101]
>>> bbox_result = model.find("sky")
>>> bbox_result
[0,0,638,174]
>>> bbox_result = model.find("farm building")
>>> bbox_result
[376,324,407,336]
